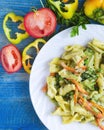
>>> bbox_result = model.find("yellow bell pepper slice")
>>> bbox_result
[47,0,78,19]
[22,38,46,74]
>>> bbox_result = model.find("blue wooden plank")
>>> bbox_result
[0,0,89,129]
[0,0,47,129]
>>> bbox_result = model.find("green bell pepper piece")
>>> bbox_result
[3,12,29,44]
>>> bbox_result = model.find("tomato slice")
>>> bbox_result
[0,44,22,73]
[24,8,57,38]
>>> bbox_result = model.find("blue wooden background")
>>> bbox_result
[0,0,95,130]
[0,0,47,130]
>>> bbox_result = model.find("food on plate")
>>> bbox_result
[84,0,104,24]
[22,38,46,74]
[44,39,104,130]
[46,0,78,19]
[24,8,57,38]
[0,44,22,73]
[3,12,29,44]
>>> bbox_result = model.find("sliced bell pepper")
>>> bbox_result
[22,38,46,74]
[84,0,104,24]
[3,12,29,44]
[46,0,78,19]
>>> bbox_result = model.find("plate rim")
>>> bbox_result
[29,24,104,130]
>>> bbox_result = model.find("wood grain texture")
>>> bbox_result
[0,0,85,129]
[0,0,47,129]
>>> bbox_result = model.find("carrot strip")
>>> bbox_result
[78,96,103,119]
[77,57,87,70]
[68,78,88,95]
[77,58,85,66]
[74,89,78,104]
[42,83,48,93]
[79,97,104,117]
[78,98,92,112]
[77,57,86,66]
[96,118,104,130]
[90,101,104,116]
[81,66,87,70]
[50,73,56,76]
[60,62,78,74]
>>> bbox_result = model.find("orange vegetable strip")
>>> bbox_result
[42,73,56,93]
[77,58,85,66]
[68,78,88,95]
[81,66,87,70]
[77,57,87,66]
[50,73,56,76]
[77,57,87,70]
[78,98,92,112]
[96,118,104,130]
[74,89,78,104]
[42,83,48,93]
[78,96,103,119]
[90,101,104,115]
[60,62,78,74]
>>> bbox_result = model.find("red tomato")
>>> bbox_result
[0,44,22,73]
[24,8,57,38]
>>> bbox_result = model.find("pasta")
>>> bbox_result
[44,39,104,130]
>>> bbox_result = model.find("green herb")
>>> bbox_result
[81,68,98,81]
[70,25,79,37]
[81,67,98,91]
[45,0,90,37]
[70,10,89,37]
[71,24,87,37]
[55,73,63,89]
[63,91,75,101]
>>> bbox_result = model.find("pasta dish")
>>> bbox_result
[42,39,104,130]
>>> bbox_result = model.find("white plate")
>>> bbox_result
[29,24,104,130]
